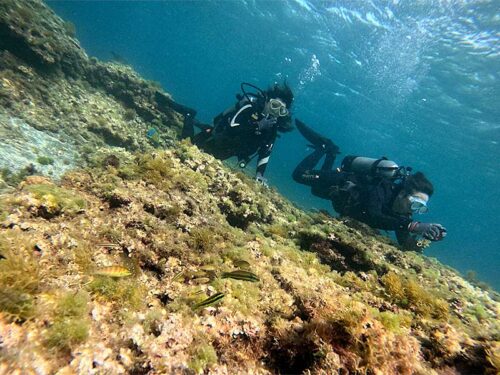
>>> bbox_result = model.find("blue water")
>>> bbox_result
[48,1,499,290]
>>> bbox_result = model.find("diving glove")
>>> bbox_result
[408,222,447,241]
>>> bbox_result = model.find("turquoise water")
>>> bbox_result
[48,1,499,290]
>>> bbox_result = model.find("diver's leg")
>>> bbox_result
[194,121,213,131]
[292,149,325,185]
[311,170,346,200]
[296,119,340,156]
[181,114,195,140]
[191,125,213,146]
[321,152,337,171]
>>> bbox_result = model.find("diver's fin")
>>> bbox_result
[296,119,328,146]
[155,91,197,118]
[295,119,340,154]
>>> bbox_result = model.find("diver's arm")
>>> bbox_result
[366,187,412,230]
[256,141,274,177]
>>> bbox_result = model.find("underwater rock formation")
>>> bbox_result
[0,0,183,183]
[0,1,499,374]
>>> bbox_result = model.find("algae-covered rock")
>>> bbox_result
[0,0,88,75]
[0,0,189,183]
[0,146,498,374]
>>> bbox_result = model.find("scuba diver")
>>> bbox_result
[181,82,294,184]
[292,119,447,251]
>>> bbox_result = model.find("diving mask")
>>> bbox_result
[268,98,288,117]
[409,195,428,214]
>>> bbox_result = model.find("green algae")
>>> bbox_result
[1,166,33,186]
[135,153,175,189]
[335,271,367,291]
[44,291,89,351]
[374,310,412,333]
[62,20,76,37]
[45,319,88,351]
[188,337,218,374]
[88,276,144,309]
[0,234,40,322]
[381,271,449,320]
[36,155,54,165]
[188,227,218,253]
[267,222,290,238]
[224,282,260,316]
[0,199,7,221]
[472,304,488,322]
[25,183,86,216]
[123,108,136,121]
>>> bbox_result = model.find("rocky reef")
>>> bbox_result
[0,1,498,374]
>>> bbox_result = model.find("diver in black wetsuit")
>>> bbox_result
[292,119,447,251]
[181,82,294,184]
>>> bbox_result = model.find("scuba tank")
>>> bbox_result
[341,155,400,178]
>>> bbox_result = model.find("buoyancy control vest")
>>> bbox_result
[330,156,402,216]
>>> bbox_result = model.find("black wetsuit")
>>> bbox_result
[184,99,283,177]
[293,148,418,250]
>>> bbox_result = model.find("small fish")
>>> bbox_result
[190,289,205,296]
[200,265,216,272]
[233,260,251,270]
[192,277,211,285]
[192,270,208,278]
[94,266,132,278]
[221,270,260,282]
[193,292,225,310]
[96,243,121,248]
[146,128,158,138]
[172,271,185,282]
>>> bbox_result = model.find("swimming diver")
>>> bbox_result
[292,119,447,251]
[181,82,294,185]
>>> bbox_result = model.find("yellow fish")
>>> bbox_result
[94,266,132,278]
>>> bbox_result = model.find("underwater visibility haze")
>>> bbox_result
[48,0,500,289]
